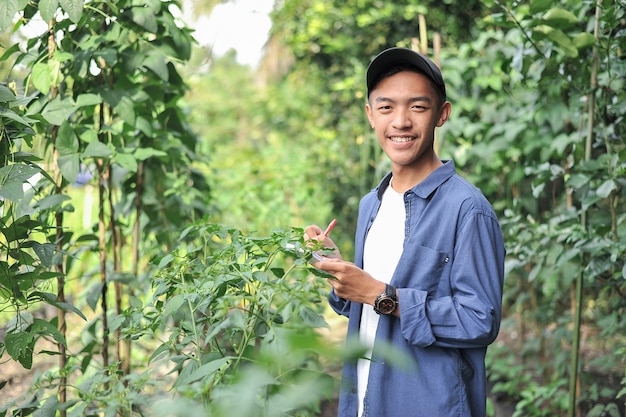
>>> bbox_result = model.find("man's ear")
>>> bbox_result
[436,101,452,127]
[365,103,374,128]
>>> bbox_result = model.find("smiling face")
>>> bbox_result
[366,70,451,183]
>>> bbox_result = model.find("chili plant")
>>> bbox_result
[145,222,337,417]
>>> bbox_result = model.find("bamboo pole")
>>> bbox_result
[412,15,442,155]
[568,1,601,416]
[47,15,68,417]
[418,15,428,54]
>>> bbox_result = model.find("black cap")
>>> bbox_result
[366,47,446,99]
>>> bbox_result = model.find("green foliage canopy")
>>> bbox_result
[1,0,625,416]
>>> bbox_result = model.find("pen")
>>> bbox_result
[323,219,337,237]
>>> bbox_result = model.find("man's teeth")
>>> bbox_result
[390,137,414,143]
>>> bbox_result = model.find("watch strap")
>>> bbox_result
[384,283,396,299]
[373,284,397,315]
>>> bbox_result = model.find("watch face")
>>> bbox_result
[377,297,396,314]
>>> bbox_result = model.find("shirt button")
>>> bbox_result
[444,256,449,263]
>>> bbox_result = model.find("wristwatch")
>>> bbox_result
[373,284,397,315]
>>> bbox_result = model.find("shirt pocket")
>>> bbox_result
[394,245,449,295]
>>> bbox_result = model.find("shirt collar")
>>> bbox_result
[376,160,456,200]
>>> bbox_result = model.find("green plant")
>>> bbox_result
[1,0,210,415]
[441,1,625,414]
[512,379,569,417]
[586,403,621,417]
[1,222,339,416]
[3,0,626,416]
[146,222,336,416]
[0,82,83,369]
[487,341,533,402]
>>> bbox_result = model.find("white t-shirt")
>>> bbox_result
[357,182,406,416]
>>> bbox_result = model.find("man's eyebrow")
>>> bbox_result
[410,96,433,104]
[373,96,433,104]
[373,96,394,104]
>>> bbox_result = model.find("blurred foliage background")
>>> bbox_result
[1,0,625,416]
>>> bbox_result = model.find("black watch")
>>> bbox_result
[373,284,397,315]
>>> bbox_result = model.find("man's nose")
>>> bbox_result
[392,109,412,129]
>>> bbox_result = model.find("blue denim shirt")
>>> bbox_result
[329,161,505,417]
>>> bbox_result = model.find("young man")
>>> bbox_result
[305,47,505,417]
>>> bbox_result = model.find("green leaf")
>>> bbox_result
[33,395,59,417]
[573,32,596,49]
[309,267,338,280]
[0,107,35,127]
[86,282,104,311]
[42,97,78,125]
[5,331,35,369]
[135,116,153,136]
[0,0,20,33]
[142,0,162,13]
[0,43,21,62]
[57,153,80,184]
[114,96,135,125]
[133,147,166,160]
[183,357,232,384]
[32,291,87,320]
[149,343,171,364]
[549,31,578,57]
[535,25,578,57]
[114,152,138,172]
[582,193,602,210]
[0,181,23,201]
[32,62,52,95]
[0,84,16,102]
[567,173,589,189]
[100,89,121,106]
[39,0,59,23]
[0,178,24,202]
[59,0,83,23]
[31,318,66,346]
[56,121,79,155]
[529,0,554,14]
[157,253,174,269]
[108,314,125,332]
[173,359,199,388]
[0,164,40,201]
[32,242,55,267]
[79,128,98,144]
[11,249,36,266]
[0,164,40,186]
[33,194,70,210]
[162,294,186,318]
[143,51,169,81]
[549,133,576,155]
[131,6,158,33]
[54,51,74,63]
[48,58,63,88]
[76,93,102,107]
[171,24,192,61]
[596,180,617,198]
[82,141,112,159]
[95,48,118,66]
[299,306,328,328]
[543,8,578,26]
